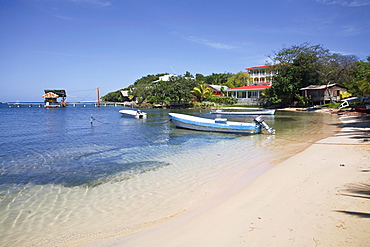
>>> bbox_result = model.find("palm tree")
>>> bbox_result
[190,84,213,102]
[359,70,370,96]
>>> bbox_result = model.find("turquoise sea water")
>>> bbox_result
[0,105,340,246]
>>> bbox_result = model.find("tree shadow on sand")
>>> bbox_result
[334,210,370,218]
[330,115,370,141]
[340,183,370,200]
[334,183,370,218]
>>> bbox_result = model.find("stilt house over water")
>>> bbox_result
[42,89,67,107]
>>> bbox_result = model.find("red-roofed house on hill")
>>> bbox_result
[246,65,276,86]
[226,84,271,105]
[223,65,276,105]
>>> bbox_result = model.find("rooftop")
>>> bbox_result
[226,84,271,91]
[246,65,276,70]
[299,84,338,90]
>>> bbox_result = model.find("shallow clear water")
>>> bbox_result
[0,105,340,246]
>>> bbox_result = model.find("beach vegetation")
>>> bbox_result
[102,72,236,106]
[208,96,238,104]
[190,84,213,102]
[199,72,234,85]
[101,90,125,102]
[321,102,342,109]
[225,72,251,88]
[102,44,369,108]
[192,101,217,107]
[265,42,362,106]
[341,56,370,96]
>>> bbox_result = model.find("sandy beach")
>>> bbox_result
[79,113,370,247]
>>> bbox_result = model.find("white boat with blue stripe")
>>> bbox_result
[119,109,147,119]
[210,109,275,115]
[168,113,274,135]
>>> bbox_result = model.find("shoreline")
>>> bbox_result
[82,114,370,247]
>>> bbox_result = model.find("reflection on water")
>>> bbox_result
[0,107,340,246]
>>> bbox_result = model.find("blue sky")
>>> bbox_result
[1,0,369,102]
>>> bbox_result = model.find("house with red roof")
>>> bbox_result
[223,65,276,105]
[206,85,228,96]
[245,65,276,85]
[226,84,271,105]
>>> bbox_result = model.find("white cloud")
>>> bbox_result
[341,25,361,35]
[314,0,370,7]
[186,36,236,50]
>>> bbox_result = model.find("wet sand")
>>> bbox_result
[83,114,370,247]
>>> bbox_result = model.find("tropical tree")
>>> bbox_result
[359,69,370,95]
[184,71,194,78]
[204,72,234,85]
[263,65,301,104]
[129,73,168,100]
[190,84,213,102]
[266,43,339,105]
[195,73,206,83]
[101,90,125,102]
[346,56,370,96]
[225,72,251,88]
[326,54,358,86]
[158,76,198,102]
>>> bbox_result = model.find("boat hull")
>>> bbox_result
[355,108,370,114]
[210,109,275,115]
[119,110,147,118]
[168,113,261,134]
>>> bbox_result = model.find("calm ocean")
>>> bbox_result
[0,105,340,246]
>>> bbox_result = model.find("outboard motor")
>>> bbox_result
[136,110,146,119]
[254,116,275,134]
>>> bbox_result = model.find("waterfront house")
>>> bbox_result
[226,84,271,105]
[42,89,67,107]
[246,65,276,85]
[299,84,348,105]
[206,85,229,96]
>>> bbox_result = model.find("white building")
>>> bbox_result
[224,65,276,105]
[226,84,270,105]
[246,65,276,85]
[152,74,178,83]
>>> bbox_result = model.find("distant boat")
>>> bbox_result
[307,106,323,111]
[210,109,275,115]
[168,113,275,134]
[119,109,147,119]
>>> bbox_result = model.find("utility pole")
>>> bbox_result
[96,87,101,107]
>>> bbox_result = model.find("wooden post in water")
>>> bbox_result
[96,87,101,107]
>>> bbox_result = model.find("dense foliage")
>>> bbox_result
[102,43,370,107]
[148,76,198,104]
[225,72,251,88]
[102,72,237,104]
[264,43,369,106]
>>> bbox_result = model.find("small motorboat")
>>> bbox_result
[210,109,275,115]
[119,109,147,119]
[168,113,274,134]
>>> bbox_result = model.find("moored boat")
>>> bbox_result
[355,108,370,114]
[119,109,147,118]
[168,113,275,134]
[210,109,275,115]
